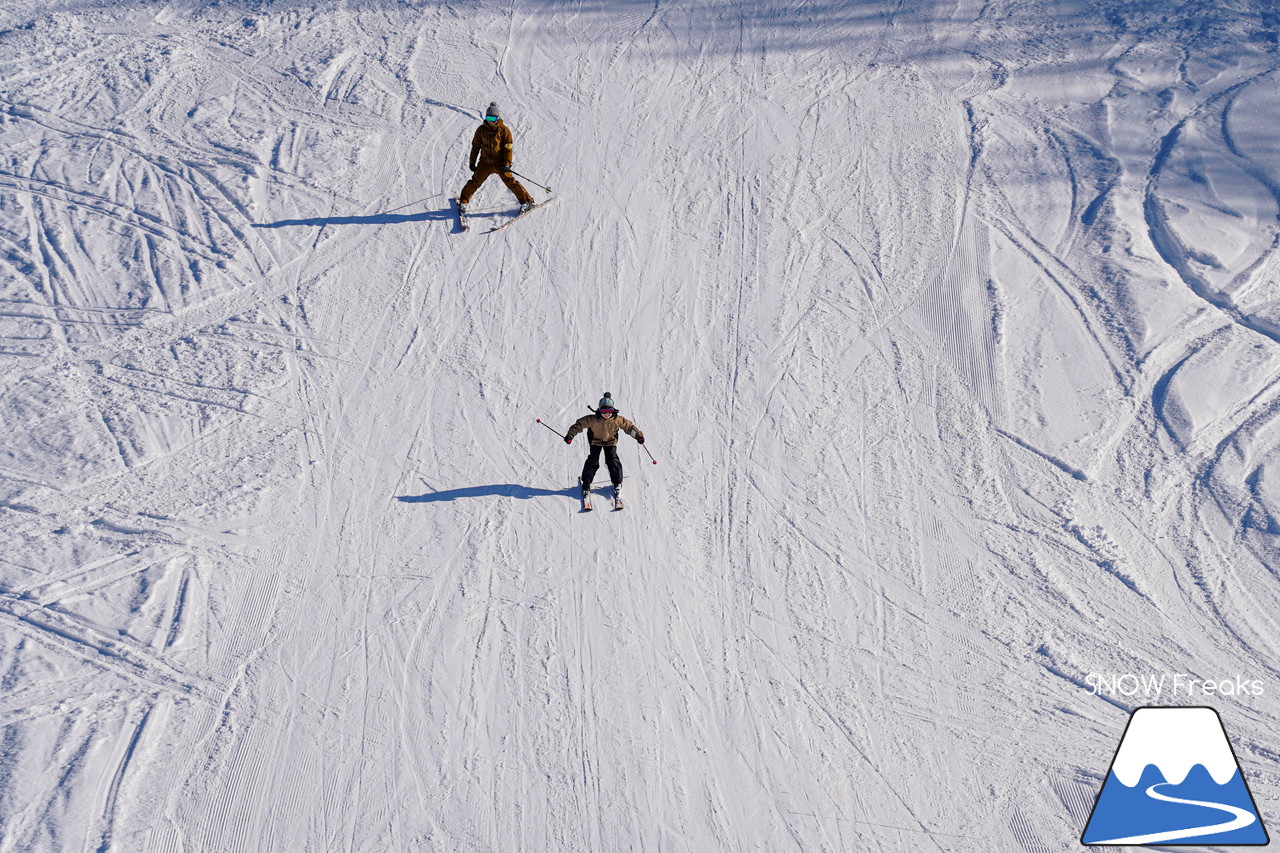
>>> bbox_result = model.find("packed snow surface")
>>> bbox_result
[2,0,1280,850]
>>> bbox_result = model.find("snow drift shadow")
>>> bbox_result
[399,484,574,503]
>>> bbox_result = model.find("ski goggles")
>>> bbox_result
[484,115,498,122]
[599,408,616,417]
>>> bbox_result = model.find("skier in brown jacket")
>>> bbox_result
[564,393,645,502]
[458,103,535,214]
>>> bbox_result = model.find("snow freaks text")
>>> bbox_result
[1085,673,1264,699]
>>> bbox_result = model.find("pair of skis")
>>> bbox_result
[579,479,622,512]
[455,197,554,233]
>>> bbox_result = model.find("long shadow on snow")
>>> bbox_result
[252,206,454,229]
[398,484,574,503]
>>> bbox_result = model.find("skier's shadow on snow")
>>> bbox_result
[399,484,574,503]
[253,206,455,230]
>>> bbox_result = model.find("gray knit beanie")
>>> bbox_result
[485,102,500,120]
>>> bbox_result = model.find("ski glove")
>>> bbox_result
[564,437,573,445]
[636,436,645,444]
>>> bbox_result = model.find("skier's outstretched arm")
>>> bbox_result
[501,125,515,171]
[620,416,645,444]
[469,128,482,171]
[564,416,589,444]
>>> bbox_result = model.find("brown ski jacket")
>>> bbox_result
[469,120,515,170]
[566,413,644,447]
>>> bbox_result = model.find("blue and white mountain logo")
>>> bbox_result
[1082,706,1269,846]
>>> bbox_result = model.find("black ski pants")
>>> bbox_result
[582,444,622,487]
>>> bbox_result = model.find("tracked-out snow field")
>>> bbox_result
[2,1,1280,850]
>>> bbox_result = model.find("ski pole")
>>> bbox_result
[641,443,657,465]
[536,419,567,440]
[510,170,552,193]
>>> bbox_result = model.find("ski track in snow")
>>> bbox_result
[1,0,1280,850]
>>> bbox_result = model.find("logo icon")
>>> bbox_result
[1082,706,1269,846]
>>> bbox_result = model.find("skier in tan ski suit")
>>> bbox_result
[564,394,645,499]
[458,102,535,213]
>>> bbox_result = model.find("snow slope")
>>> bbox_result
[2,0,1280,850]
